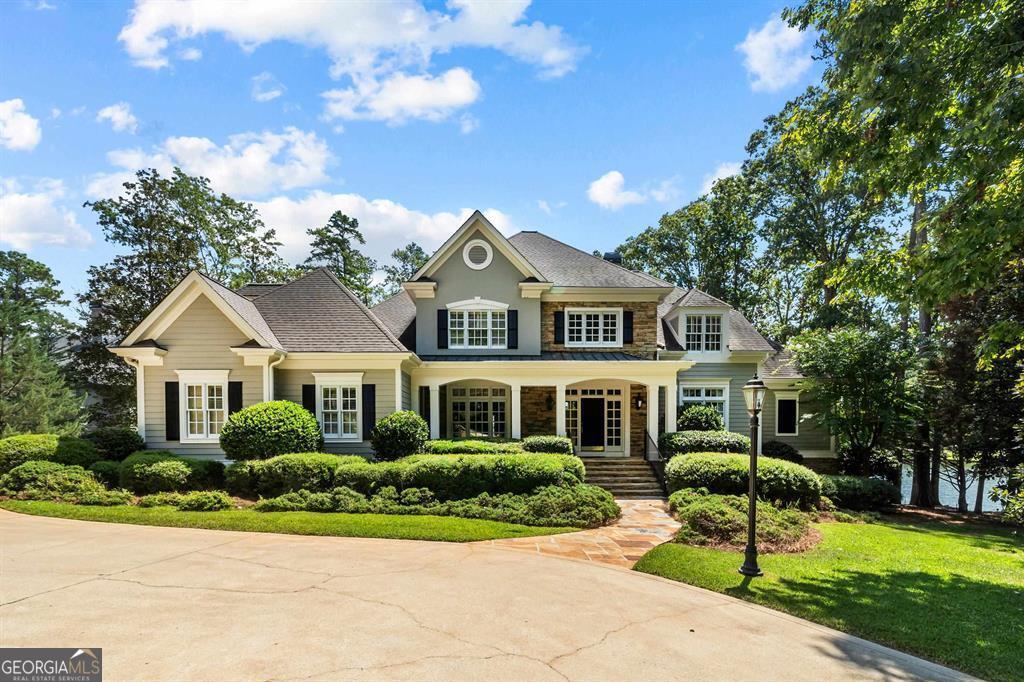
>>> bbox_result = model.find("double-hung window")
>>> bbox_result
[314,373,362,440]
[176,370,229,442]
[683,314,723,351]
[679,383,728,428]
[566,308,621,347]
[447,299,508,349]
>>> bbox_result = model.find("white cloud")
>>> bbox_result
[50,108,61,119]
[0,99,42,151]
[586,171,676,211]
[0,178,92,250]
[252,192,513,263]
[458,113,479,134]
[118,0,583,125]
[251,72,285,103]
[27,0,56,10]
[700,161,742,194]
[86,126,333,199]
[736,15,812,92]
[178,47,202,60]
[536,199,566,215]
[96,102,139,134]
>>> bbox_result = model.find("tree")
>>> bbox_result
[377,242,428,299]
[72,168,289,426]
[303,211,377,304]
[0,252,84,435]
[791,326,917,477]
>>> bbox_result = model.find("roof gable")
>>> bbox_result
[413,211,546,282]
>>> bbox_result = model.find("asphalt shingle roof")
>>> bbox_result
[236,283,283,299]
[370,291,417,351]
[198,272,283,349]
[507,232,672,288]
[655,286,774,352]
[763,348,805,379]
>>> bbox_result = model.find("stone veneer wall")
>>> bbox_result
[541,301,659,359]
[629,384,647,458]
[521,386,556,437]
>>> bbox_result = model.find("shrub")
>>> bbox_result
[118,451,224,494]
[668,488,811,550]
[991,466,1023,527]
[0,434,100,473]
[138,490,234,511]
[676,404,725,432]
[819,475,900,511]
[423,439,523,454]
[665,452,821,508]
[224,453,366,497]
[253,486,369,513]
[0,461,132,505]
[84,426,144,461]
[391,454,585,500]
[88,460,121,487]
[218,401,323,461]
[762,440,803,463]
[660,430,750,456]
[370,411,429,460]
[1,460,66,491]
[521,435,574,455]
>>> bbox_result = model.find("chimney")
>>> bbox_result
[603,251,623,265]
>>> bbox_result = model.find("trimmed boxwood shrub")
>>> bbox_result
[0,434,101,473]
[84,426,145,461]
[118,451,224,494]
[660,430,750,456]
[522,435,574,454]
[370,411,428,460]
[762,440,803,463]
[1,460,66,491]
[676,404,725,432]
[666,452,821,509]
[819,475,900,511]
[219,401,323,461]
[423,439,523,454]
[391,454,584,500]
[88,460,121,487]
[138,490,234,511]
[224,453,367,497]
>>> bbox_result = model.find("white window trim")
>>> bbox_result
[313,372,363,441]
[565,307,623,348]
[446,299,509,349]
[682,313,724,352]
[446,297,509,311]
[447,384,510,439]
[678,378,731,430]
[462,239,493,270]
[175,370,230,443]
[774,391,801,437]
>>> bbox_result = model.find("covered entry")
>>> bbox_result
[565,381,627,456]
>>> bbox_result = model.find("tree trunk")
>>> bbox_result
[956,456,968,512]
[974,474,987,514]
[930,442,941,505]
[909,199,935,508]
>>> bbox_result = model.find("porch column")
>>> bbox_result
[510,383,522,439]
[665,381,678,433]
[135,362,146,440]
[646,383,659,439]
[428,384,441,439]
[555,383,566,436]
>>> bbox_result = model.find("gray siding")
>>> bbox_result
[676,362,757,436]
[762,391,833,452]
[144,294,263,459]
[415,229,541,355]
[401,371,412,410]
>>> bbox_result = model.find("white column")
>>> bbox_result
[135,362,146,441]
[394,369,403,412]
[262,360,272,402]
[665,381,678,433]
[429,385,441,439]
[555,383,566,436]
[411,379,420,412]
[646,383,659,439]
[510,383,522,439]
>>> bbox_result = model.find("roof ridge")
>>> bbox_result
[315,268,407,351]
[511,231,673,287]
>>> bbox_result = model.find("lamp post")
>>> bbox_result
[739,373,767,577]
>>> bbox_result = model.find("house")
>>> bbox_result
[109,210,835,474]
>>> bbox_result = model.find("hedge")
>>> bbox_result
[138,490,234,511]
[84,426,144,461]
[819,475,900,511]
[422,439,523,454]
[0,434,101,473]
[521,435,574,454]
[370,411,429,460]
[88,460,122,487]
[660,430,750,456]
[665,452,821,509]
[218,401,323,461]
[118,451,225,494]
[225,452,366,498]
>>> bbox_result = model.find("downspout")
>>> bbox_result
[267,352,286,401]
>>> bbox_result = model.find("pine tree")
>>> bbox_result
[303,211,377,304]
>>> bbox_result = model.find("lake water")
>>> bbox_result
[900,466,1004,512]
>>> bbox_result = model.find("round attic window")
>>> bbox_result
[463,239,493,270]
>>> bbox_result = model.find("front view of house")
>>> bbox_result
[110,211,834,471]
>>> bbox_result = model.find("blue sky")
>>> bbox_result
[0,0,819,313]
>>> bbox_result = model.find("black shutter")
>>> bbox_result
[362,384,376,438]
[419,386,431,423]
[302,384,316,414]
[437,309,449,349]
[554,310,565,344]
[164,382,179,441]
[623,310,634,344]
[507,309,519,349]
[228,381,243,414]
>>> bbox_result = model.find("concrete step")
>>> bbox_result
[591,481,663,490]
[586,476,657,483]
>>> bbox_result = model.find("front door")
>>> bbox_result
[580,398,605,451]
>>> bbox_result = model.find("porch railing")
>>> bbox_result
[644,429,669,495]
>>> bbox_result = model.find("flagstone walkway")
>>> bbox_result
[479,499,681,568]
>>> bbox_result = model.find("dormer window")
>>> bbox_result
[684,314,722,351]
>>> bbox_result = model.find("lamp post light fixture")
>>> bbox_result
[739,373,767,577]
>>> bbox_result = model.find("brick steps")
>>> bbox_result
[581,457,665,499]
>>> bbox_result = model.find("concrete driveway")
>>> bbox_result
[0,510,968,681]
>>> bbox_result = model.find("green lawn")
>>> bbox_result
[0,500,574,542]
[634,516,1024,681]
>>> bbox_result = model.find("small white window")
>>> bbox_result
[462,239,493,270]
[684,314,723,352]
[176,370,229,442]
[314,373,362,440]
[566,308,622,348]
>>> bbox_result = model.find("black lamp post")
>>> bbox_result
[739,373,767,577]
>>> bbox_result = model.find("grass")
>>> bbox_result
[0,500,574,543]
[634,515,1024,681]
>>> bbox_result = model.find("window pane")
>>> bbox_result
[467,311,489,347]
[449,311,465,347]
[451,400,467,438]
[207,384,224,435]
[322,386,339,435]
[685,315,703,351]
[340,386,358,437]
[602,313,617,343]
[491,400,506,438]
[584,313,601,342]
[186,384,205,436]
[705,315,722,351]
[607,399,622,446]
[565,399,578,442]
[469,401,489,437]
[567,312,583,343]
[491,311,506,347]
[469,387,489,397]
[777,399,798,434]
